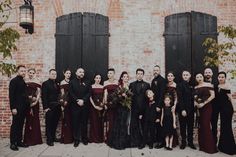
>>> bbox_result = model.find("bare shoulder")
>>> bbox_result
[204,82,213,88]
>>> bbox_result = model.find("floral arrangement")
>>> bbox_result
[110,87,133,110]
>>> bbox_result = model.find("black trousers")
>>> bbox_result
[10,108,26,144]
[211,104,220,144]
[71,104,89,142]
[45,106,61,143]
[143,121,155,145]
[179,112,194,144]
[155,122,163,144]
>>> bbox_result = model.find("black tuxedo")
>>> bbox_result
[151,75,166,107]
[69,77,91,142]
[9,75,29,144]
[177,80,194,144]
[129,80,150,147]
[143,101,158,145]
[42,79,61,143]
[151,75,166,144]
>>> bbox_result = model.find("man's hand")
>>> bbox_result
[156,107,161,112]
[77,99,84,106]
[12,109,17,115]
[78,99,84,106]
[139,115,142,120]
[181,110,187,117]
[155,119,160,123]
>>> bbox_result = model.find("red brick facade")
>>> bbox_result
[0,0,236,138]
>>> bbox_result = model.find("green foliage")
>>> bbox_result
[0,0,20,76]
[203,25,236,77]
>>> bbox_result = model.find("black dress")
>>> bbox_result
[162,106,175,137]
[108,105,130,149]
[217,88,236,155]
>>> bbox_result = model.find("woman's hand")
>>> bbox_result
[173,123,177,129]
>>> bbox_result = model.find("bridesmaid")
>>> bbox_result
[24,68,42,146]
[194,72,217,154]
[104,68,119,142]
[164,71,178,147]
[216,71,236,155]
[59,69,73,144]
[89,74,104,143]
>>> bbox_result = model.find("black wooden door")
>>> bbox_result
[164,11,218,82]
[55,12,109,81]
[82,13,109,81]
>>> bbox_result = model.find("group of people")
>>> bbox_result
[8,65,236,155]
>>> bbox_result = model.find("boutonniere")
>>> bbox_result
[82,82,86,86]
[154,81,158,86]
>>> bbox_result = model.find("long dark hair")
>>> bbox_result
[118,71,128,86]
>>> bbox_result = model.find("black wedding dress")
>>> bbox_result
[107,104,131,150]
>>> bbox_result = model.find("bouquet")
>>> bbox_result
[94,98,105,118]
[194,94,203,128]
[111,87,133,110]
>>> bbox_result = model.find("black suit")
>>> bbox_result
[129,80,150,147]
[143,101,158,146]
[177,80,194,144]
[151,75,166,107]
[9,75,29,145]
[42,79,61,143]
[151,75,166,144]
[69,77,91,142]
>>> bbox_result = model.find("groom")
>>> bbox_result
[129,68,150,149]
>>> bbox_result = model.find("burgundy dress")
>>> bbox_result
[104,84,119,142]
[24,82,42,146]
[195,86,217,154]
[164,86,178,147]
[60,83,73,144]
[89,88,104,143]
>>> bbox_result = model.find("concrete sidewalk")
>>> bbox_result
[0,138,232,157]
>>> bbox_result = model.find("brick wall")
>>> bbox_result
[1,0,236,139]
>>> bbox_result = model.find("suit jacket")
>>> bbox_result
[129,80,150,115]
[144,101,158,122]
[151,75,166,107]
[42,79,60,110]
[9,75,29,110]
[176,80,194,114]
[69,77,91,106]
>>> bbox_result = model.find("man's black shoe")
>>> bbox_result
[180,143,186,149]
[17,142,29,148]
[148,144,153,149]
[138,144,145,149]
[188,143,196,150]
[82,141,88,145]
[74,141,79,147]
[10,144,19,151]
[47,142,54,146]
[155,143,164,149]
[54,138,60,143]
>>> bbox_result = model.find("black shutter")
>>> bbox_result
[164,11,218,82]
[55,12,109,81]
[191,11,218,77]
[164,12,192,82]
